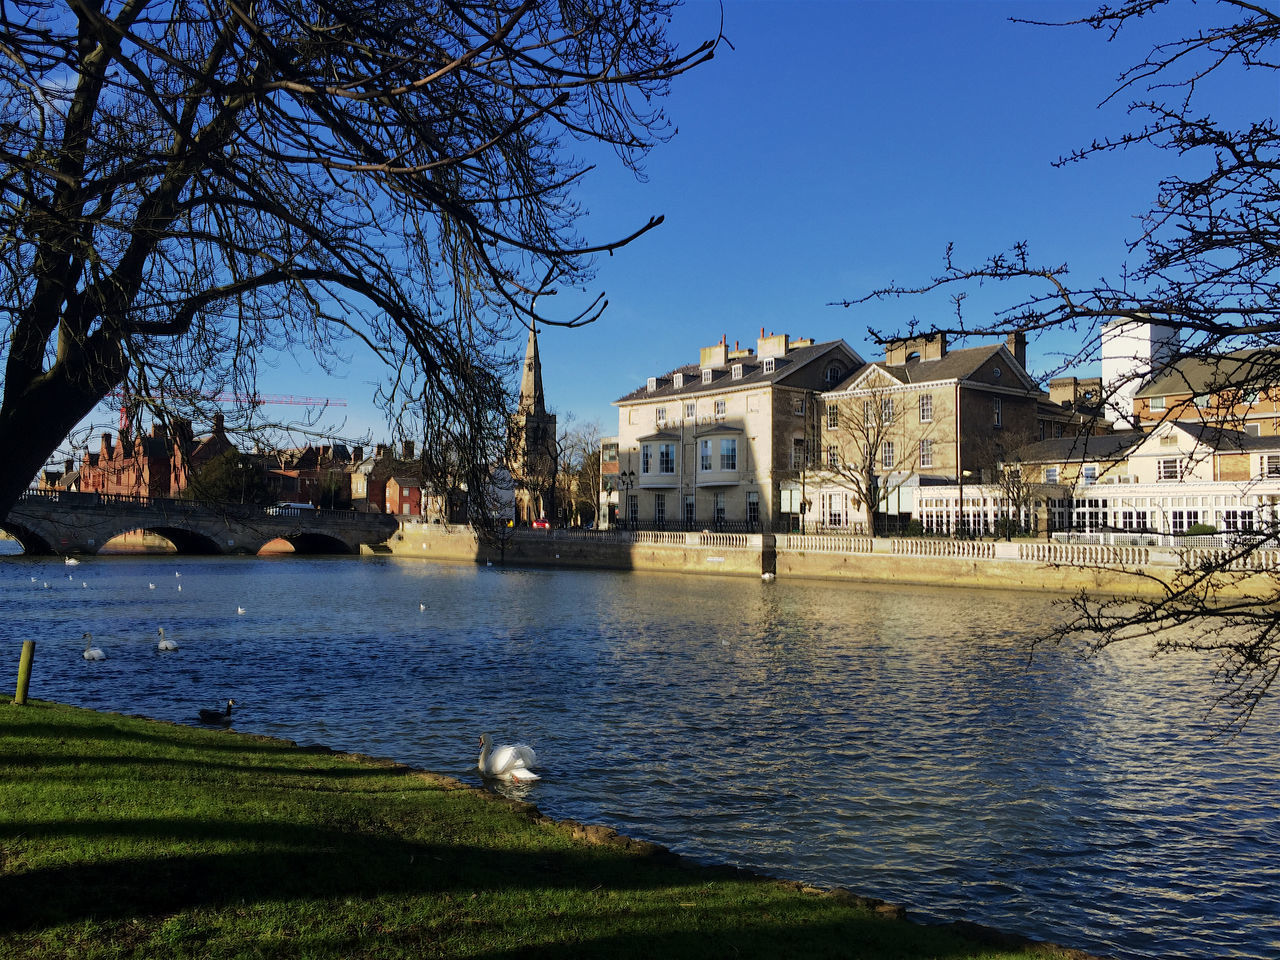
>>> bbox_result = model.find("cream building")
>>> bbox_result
[610,333,863,530]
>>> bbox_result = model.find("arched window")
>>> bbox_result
[824,364,844,386]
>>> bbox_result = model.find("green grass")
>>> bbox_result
[0,701,1072,959]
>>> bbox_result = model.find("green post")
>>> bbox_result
[14,640,35,706]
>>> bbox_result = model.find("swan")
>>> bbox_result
[761,571,776,581]
[236,606,246,615]
[157,628,179,651]
[148,583,156,590]
[82,633,106,661]
[478,734,541,782]
[64,557,79,566]
[198,699,234,725]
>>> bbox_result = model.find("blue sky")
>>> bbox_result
[73,0,1251,450]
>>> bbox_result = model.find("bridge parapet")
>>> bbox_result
[5,491,398,556]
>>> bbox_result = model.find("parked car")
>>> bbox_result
[532,518,550,529]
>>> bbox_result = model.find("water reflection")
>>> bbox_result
[2,549,1278,959]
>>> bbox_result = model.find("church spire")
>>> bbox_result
[519,323,547,418]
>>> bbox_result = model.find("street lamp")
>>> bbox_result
[617,468,636,529]
[955,469,974,538]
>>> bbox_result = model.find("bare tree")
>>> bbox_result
[556,417,601,526]
[0,1,718,519]
[839,1,1280,724]
[818,380,930,535]
[970,427,1040,540]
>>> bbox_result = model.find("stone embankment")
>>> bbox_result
[379,520,1278,599]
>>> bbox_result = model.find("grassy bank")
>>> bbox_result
[1,702,1083,959]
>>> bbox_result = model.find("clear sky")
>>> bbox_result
[72,0,1254,451]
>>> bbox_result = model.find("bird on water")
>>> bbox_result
[198,700,235,726]
[82,633,106,661]
[157,628,179,651]
[477,734,541,783]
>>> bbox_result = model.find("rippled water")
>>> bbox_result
[3,547,1278,959]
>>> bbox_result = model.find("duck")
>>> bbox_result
[82,633,106,661]
[477,733,541,782]
[198,699,235,725]
[157,628,179,651]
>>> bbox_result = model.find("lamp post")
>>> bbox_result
[617,467,636,530]
[956,469,974,538]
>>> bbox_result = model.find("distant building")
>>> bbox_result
[509,325,557,525]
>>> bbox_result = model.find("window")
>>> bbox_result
[825,364,844,386]
[684,401,696,420]
[714,399,726,419]
[919,439,933,468]
[700,439,712,471]
[792,438,806,470]
[826,403,838,430]
[1150,396,1166,411]
[658,443,675,474]
[673,373,684,389]
[602,443,618,464]
[713,491,726,521]
[646,377,657,392]
[641,444,651,473]
[720,438,737,471]
[655,407,666,424]
[1158,458,1181,481]
[881,441,894,469]
[881,397,894,421]
[919,394,933,422]
[763,357,776,374]
[863,400,874,422]
[1246,423,1261,437]
[701,368,713,384]
[626,494,638,521]
[684,495,695,524]
[654,493,666,523]
[746,491,760,525]
[793,396,805,415]
[731,363,743,380]
[1263,455,1280,478]
[827,444,839,468]
[1082,465,1097,485]
[993,396,1002,428]
[1045,467,1059,484]
[1224,509,1255,531]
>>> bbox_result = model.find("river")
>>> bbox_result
[2,546,1277,960]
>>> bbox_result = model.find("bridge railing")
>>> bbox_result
[16,489,392,527]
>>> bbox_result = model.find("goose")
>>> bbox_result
[478,734,541,783]
[157,628,179,651]
[82,633,106,661]
[198,699,235,725]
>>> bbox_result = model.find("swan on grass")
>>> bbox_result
[198,699,235,725]
[82,633,106,660]
[478,734,541,783]
[157,628,179,651]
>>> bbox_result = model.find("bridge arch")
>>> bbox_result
[0,519,55,555]
[280,531,359,555]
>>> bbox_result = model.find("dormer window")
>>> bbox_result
[673,373,684,389]
[762,357,775,374]
[731,363,743,380]
[647,377,657,392]
[702,368,713,384]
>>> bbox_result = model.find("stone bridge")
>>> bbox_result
[4,491,399,556]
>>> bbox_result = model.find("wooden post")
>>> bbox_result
[13,640,35,705]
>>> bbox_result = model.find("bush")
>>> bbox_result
[1185,523,1219,536]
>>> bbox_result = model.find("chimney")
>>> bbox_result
[757,331,790,360]
[375,443,387,459]
[403,440,415,460]
[100,433,114,460]
[700,340,729,369]
[64,458,74,475]
[1005,332,1027,369]
[352,446,364,462]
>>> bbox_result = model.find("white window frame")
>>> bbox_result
[881,440,894,469]
[714,399,726,420]
[919,438,933,468]
[647,377,657,392]
[1158,458,1182,481]
[919,394,933,423]
[1045,467,1059,484]
[1149,396,1166,411]
[641,444,651,474]
[763,357,776,374]
[827,444,839,468]
[684,401,696,420]
[826,403,838,430]
[720,438,737,471]
[702,368,713,384]
[731,363,743,380]
[1081,465,1097,485]
[673,373,684,389]
[654,493,666,523]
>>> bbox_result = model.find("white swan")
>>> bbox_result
[64,557,79,566]
[478,734,541,782]
[157,628,179,651]
[148,583,156,590]
[761,571,776,581]
[82,632,106,661]
[236,606,246,615]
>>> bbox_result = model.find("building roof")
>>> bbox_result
[1017,430,1147,465]
[1134,346,1280,398]
[615,339,857,404]
[830,343,1040,394]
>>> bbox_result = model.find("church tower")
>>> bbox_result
[510,324,558,525]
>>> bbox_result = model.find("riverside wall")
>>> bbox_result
[380,521,1280,598]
